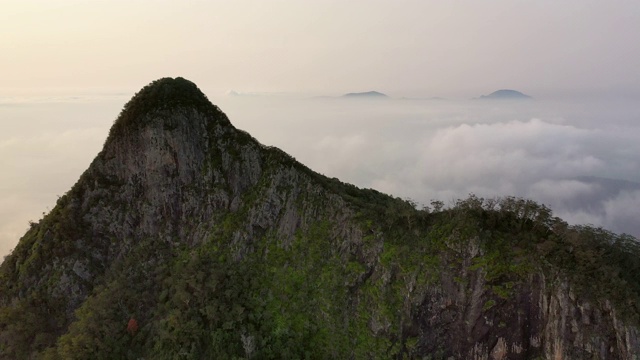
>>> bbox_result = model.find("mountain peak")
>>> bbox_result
[107,77,228,140]
[2,79,640,359]
[479,89,532,100]
[341,91,388,98]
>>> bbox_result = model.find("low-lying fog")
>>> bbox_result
[1,93,639,258]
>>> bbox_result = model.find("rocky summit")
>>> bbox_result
[1,77,639,359]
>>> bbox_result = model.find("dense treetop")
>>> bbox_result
[107,77,229,140]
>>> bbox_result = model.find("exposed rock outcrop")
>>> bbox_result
[0,78,637,359]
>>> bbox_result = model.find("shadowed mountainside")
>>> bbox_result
[1,78,638,359]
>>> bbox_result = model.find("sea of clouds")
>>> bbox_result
[218,95,640,238]
[1,93,638,259]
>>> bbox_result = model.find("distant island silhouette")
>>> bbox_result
[479,89,532,100]
[341,91,389,98]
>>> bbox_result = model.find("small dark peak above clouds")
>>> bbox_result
[478,89,532,100]
[341,91,389,98]
[309,91,390,100]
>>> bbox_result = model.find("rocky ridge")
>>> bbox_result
[0,78,638,359]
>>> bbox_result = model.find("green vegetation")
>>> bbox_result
[107,77,230,141]
[1,78,639,359]
[3,187,640,358]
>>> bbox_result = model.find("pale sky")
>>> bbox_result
[2,1,640,98]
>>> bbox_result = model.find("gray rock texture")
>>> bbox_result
[0,78,637,359]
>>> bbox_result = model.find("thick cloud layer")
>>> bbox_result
[217,96,640,238]
[1,94,639,259]
[0,97,123,258]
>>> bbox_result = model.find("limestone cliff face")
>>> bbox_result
[410,238,639,359]
[14,79,349,315]
[0,78,638,359]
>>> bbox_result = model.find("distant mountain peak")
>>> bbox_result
[341,91,388,98]
[479,89,532,100]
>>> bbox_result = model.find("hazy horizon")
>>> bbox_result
[2,90,640,259]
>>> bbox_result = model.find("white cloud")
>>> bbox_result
[603,190,640,235]
[220,97,640,238]
[528,180,598,203]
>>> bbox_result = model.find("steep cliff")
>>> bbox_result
[1,78,638,359]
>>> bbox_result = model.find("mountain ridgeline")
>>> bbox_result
[1,78,639,359]
[341,91,389,98]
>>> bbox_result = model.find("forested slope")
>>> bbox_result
[1,78,638,359]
